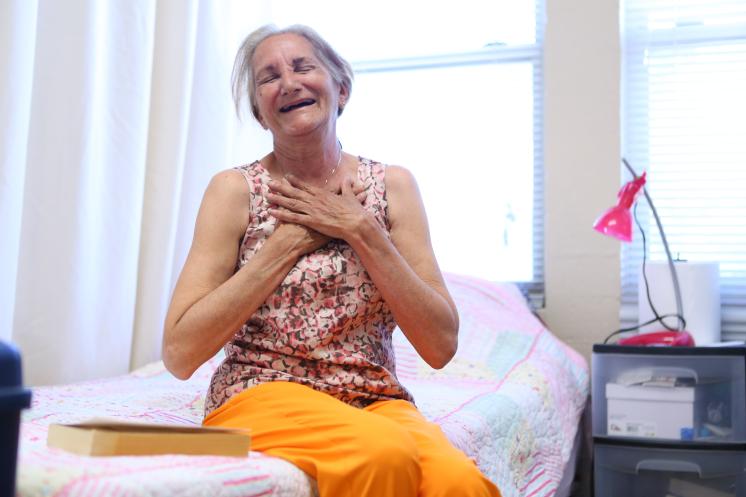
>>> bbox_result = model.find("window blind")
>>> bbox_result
[621,0,746,338]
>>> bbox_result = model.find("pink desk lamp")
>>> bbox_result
[593,159,694,346]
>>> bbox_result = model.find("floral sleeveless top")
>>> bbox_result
[203,157,414,417]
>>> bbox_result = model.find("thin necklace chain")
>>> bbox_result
[324,142,343,187]
[274,142,342,187]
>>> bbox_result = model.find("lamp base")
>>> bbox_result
[617,330,695,347]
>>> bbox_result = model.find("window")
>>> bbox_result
[622,0,746,338]
[238,0,546,304]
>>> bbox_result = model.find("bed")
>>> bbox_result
[17,274,589,497]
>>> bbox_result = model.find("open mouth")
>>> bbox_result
[280,99,316,113]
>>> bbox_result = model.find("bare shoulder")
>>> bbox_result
[383,165,423,208]
[383,164,418,190]
[194,168,251,241]
[205,168,251,201]
[382,165,428,234]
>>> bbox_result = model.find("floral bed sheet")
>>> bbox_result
[18,274,589,497]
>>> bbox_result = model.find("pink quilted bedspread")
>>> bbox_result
[17,274,589,497]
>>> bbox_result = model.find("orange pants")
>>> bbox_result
[204,381,501,497]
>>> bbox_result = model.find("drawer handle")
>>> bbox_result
[636,459,702,476]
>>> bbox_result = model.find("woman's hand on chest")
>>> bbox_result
[266,174,368,241]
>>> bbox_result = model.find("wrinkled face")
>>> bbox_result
[252,33,347,137]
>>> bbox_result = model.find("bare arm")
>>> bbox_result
[268,167,458,368]
[162,170,328,380]
[348,167,458,368]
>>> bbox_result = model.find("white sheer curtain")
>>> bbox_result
[0,0,270,386]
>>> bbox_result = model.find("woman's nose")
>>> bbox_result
[280,74,301,95]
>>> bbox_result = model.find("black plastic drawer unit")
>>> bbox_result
[595,439,746,497]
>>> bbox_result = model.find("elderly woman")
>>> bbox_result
[162,24,500,497]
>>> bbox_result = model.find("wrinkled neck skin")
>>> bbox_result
[269,124,340,183]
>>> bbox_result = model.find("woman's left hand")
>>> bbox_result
[267,175,368,241]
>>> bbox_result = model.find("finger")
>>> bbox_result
[269,208,311,225]
[269,178,316,205]
[341,177,355,197]
[284,174,317,195]
[356,191,367,204]
[266,192,308,214]
[328,182,343,195]
[352,181,367,195]
[333,173,356,193]
[268,179,300,197]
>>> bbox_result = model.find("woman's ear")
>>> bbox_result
[338,85,349,113]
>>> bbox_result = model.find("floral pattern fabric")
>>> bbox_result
[204,157,414,417]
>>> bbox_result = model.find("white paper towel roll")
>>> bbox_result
[638,261,721,344]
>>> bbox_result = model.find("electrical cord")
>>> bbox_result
[603,315,686,344]
[635,202,684,332]
[603,203,687,344]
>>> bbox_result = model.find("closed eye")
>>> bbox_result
[258,74,278,85]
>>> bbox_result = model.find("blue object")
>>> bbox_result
[0,341,32,497]
[680,427,694,441]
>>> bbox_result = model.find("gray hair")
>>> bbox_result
[232,24,354,123]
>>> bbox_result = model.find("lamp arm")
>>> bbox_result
[622,158,685,330]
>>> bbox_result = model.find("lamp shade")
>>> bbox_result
[593,205,633,242]
[593,172,647,243]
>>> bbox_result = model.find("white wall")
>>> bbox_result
[539,0,622,359]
